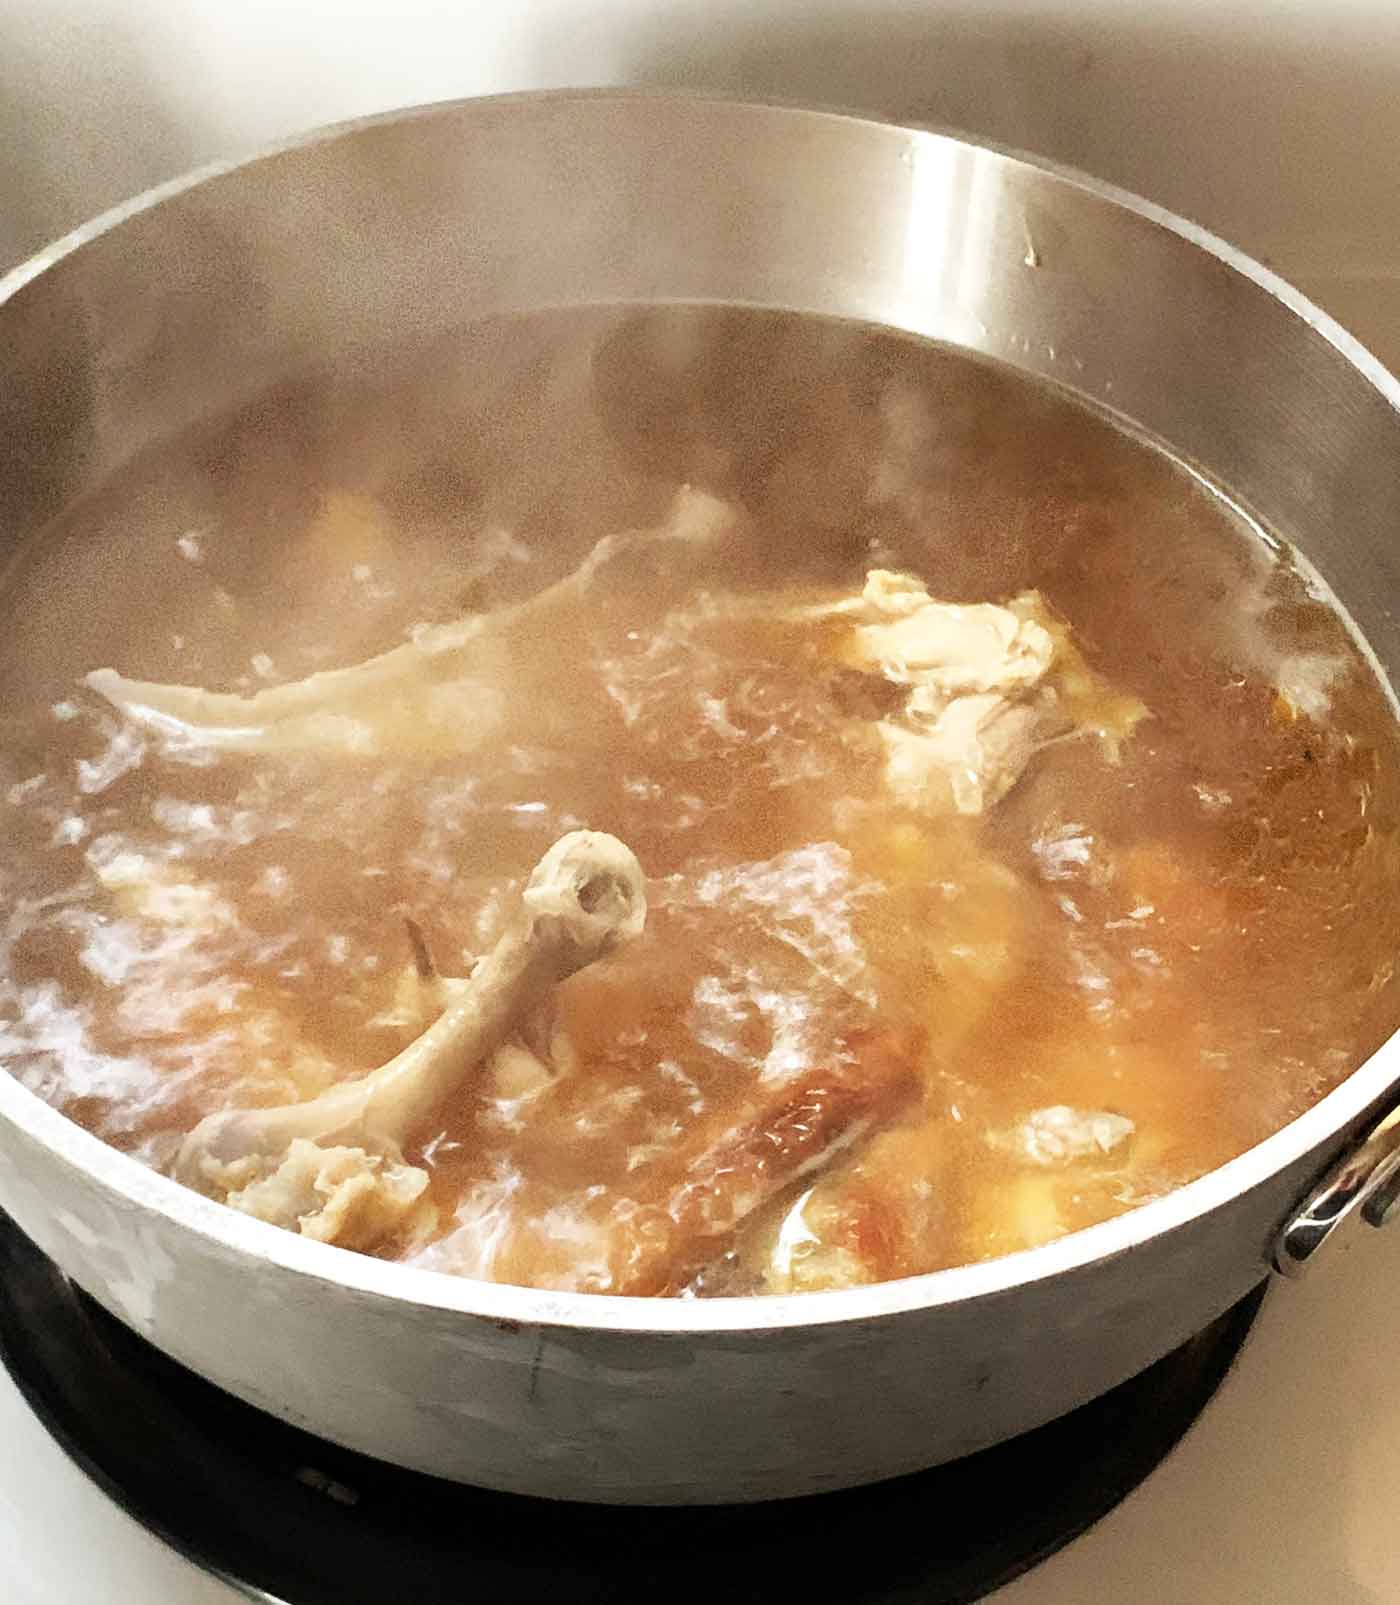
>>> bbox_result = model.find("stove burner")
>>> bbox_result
[0,1211,1264,1605]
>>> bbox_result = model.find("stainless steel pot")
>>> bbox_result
[2,91,1399,1505]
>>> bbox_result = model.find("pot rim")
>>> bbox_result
[4,87,1399,1337]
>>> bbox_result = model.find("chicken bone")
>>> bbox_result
[86,486,738,758]
[176,830,647,1246]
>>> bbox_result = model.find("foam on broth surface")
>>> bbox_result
[3,304,1399,1293]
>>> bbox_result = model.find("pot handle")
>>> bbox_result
[1273,1102,1400,1276]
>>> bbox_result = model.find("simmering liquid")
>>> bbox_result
[3,304,1399,1294]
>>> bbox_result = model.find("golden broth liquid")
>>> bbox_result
[3,303,1399,1295]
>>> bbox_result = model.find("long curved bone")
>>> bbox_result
[176,831,646,1235]
[86,487,736,757]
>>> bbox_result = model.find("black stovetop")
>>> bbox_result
[0,1211,1264,1605]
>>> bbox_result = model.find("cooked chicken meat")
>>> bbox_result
[829,572,1146,815]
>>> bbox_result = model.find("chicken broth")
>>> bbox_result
[3,303,1399,1294]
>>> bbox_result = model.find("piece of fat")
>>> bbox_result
[991,1104,1136,1168]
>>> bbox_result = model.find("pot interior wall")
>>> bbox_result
[5,96,1400,700]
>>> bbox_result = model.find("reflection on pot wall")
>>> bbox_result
[3,0,1400,327]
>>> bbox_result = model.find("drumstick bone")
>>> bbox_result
[176,831,646,1238]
